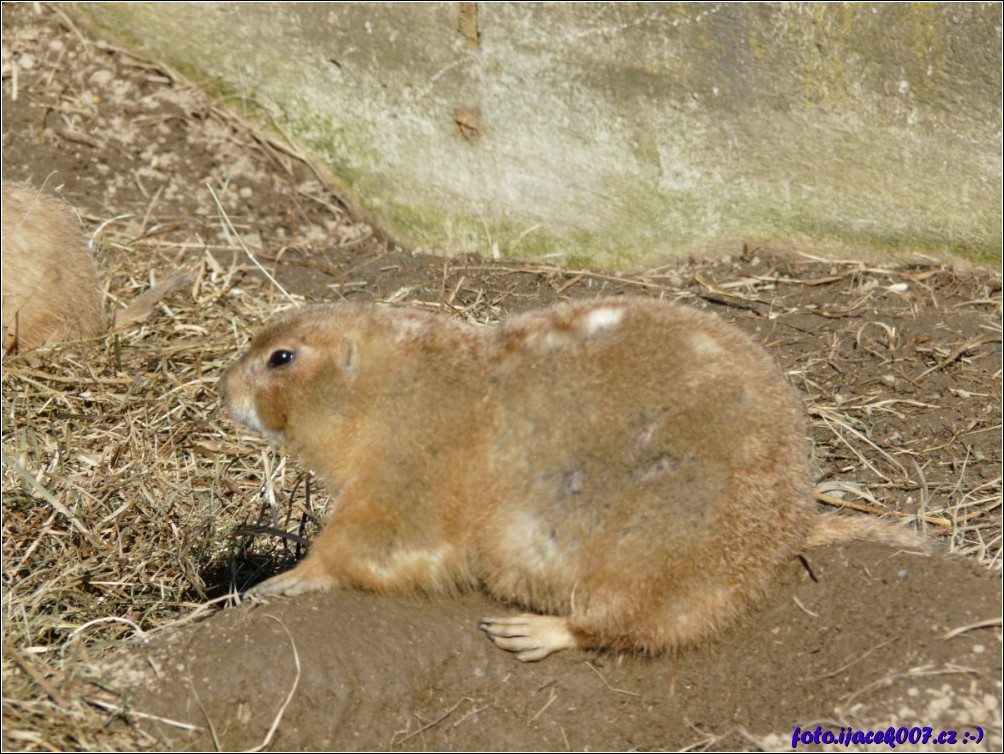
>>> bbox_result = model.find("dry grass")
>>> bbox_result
[1,216,317,747]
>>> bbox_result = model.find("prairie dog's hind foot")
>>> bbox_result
[247,560,338,597]
[480,614,579,662]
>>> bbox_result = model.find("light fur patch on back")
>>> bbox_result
[688,332,724,356]
[543,330,576,351]
[393,313,430,342]
[503,512,560,574]
[582,306,625,336]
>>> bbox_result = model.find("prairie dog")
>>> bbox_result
[220,298,915,661]
[1,181,105,355]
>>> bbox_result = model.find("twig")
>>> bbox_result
[941,617,1003,640]
[392,697,472,745]
[84,697,202,731]
[585,661,642,697]
[206,183,296,304]
[244,616,301,752]
[916,336,1000,380]
[814,491,951,527]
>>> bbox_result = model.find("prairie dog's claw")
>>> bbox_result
[480,614,578,661]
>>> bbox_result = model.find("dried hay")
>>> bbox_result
[1,214,314,747]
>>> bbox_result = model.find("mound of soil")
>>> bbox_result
[108,544,999,751]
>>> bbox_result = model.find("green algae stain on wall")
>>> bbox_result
[73,2,1001,266]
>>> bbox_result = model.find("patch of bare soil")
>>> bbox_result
[2,5,1001,751]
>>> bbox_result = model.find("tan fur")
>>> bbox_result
[1,181,105,355]
[219,297,917,661]
[805,511,925,550]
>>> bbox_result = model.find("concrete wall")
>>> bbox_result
[75,3,1002,266]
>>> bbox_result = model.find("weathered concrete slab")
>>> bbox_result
[74,3,1001,265]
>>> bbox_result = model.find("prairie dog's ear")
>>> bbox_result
[341,335,358,373]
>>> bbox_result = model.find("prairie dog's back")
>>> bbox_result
[1,181,105,354]
[475,298,814,620]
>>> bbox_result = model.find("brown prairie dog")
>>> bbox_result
[1,181,105,355]
[220,297,918,661]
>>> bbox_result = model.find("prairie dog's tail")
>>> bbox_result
[806,512,930,551]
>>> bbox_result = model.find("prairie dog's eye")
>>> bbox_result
[267,349,296,369]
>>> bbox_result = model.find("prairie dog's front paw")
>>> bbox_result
[479,614,578,661]
[248,562,337,597]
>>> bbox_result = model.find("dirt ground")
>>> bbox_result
[2,4,1001,752]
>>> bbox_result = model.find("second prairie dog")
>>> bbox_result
[220,297,917,661]
[1,181,105,355]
